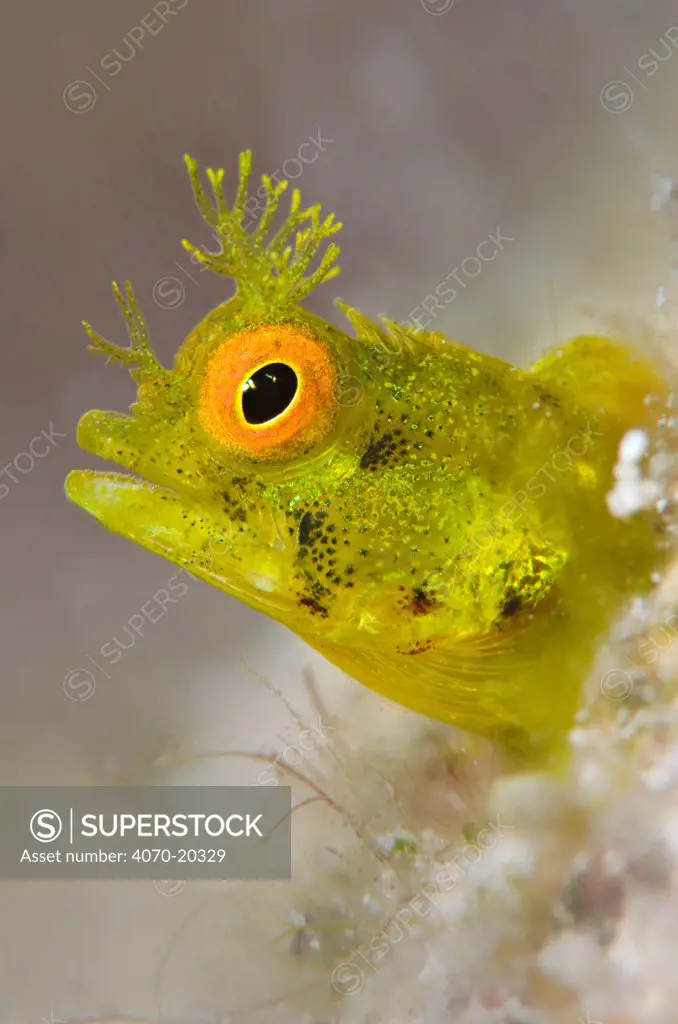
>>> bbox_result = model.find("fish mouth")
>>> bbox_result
[65,411,291,615]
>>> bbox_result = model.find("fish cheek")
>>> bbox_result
[358,428,414,473]
[285,408,438,630]
[286,501,359,620]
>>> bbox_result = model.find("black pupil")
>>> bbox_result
[241,362,298,425]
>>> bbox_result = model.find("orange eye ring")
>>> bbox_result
[199,324,339,459]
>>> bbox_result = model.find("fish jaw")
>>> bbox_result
[64,469,293,618]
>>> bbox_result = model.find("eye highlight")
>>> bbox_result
[199,324,339,459]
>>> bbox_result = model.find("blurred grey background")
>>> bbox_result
[3,0,678,1019]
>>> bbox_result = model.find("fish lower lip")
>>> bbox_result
[65,470,190,555]
[65,470,289,614]
[66,467,227,583]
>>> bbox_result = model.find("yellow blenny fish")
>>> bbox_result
[66,151,671,762]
